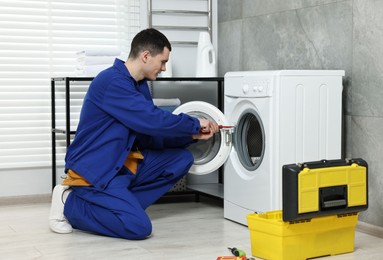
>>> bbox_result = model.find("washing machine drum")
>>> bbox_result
[233,111,265,171]
[173,101,231,175]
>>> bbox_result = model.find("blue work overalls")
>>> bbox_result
[64,148,193,240]
[63,59,200,240]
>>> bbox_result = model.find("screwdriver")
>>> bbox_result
[228,247,246,257]
[219,125,235,129]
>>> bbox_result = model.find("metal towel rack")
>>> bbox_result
[148,0,212,46]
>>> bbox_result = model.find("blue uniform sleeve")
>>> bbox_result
[136,133,197,150]
[91,75,201,138]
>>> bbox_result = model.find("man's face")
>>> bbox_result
[143,47,170,80]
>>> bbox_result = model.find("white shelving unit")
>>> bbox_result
[148,0,212,46]
[145,0,217,77]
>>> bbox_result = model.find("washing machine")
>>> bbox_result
[173,70,344,225]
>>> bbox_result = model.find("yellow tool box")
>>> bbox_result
[247,158,368,260]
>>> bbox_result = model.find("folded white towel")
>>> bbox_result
[76,49,121,57]
[77,56,116,66]
[75,64,111,77]
[153,98,181,107]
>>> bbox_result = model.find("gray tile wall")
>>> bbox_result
[218,0,383,227]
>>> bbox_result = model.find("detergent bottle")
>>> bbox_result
[195,32,217,77]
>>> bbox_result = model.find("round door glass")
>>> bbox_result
[234,110,265,171]
[186,111,221,165]
[173,100,231,175]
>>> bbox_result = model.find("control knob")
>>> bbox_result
[242,84,249,94]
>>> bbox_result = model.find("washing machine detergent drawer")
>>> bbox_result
[282,158,368,222]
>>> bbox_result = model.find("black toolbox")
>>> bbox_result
[282,158,368,222]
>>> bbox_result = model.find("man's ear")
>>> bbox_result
[141,50,150,63]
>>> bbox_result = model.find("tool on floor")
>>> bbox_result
[216,257,246,260]
[228,247,246,257]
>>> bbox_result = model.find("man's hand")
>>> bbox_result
[192,119,219,140]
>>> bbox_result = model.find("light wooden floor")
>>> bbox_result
[1,195,383,260]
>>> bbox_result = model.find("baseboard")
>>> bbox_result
[0,194,51,206]
[357,221,383,239]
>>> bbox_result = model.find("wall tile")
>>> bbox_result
[218,20,242,75]
[218,0,242,23]
[350,116,383,226]
[241,2,352,72]
[242,12,321,70]
[352,0,383,117]
[243,0,343,18]
[344,115,352,158]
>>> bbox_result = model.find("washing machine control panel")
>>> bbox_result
[225,75,273,97]
[241,78,271,97]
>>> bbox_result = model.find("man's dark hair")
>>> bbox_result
[129,28,172,59]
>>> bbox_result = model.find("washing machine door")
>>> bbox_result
[173,101,232,175]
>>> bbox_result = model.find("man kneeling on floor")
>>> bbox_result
[49,28,219,240]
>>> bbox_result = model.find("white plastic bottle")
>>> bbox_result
[195,32,217,77]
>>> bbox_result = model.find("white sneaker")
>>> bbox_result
[49,184,73,234]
